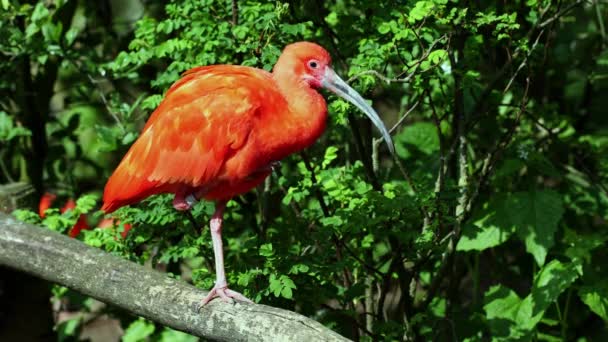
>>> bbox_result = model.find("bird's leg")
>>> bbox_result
[199,201,253,306]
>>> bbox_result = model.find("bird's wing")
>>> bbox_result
[102,66,277,212]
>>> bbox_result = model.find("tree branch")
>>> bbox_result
[539,0,585,28]
[0,213,349,342]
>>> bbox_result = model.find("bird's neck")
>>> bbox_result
[271,70,328,152]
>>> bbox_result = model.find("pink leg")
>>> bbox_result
[199,201,253,306]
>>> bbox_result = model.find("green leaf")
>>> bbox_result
[483,261,579,339]
[428,49,448,65]
[457,209,514,251]
[268,273,281,296]
[12,209,41,224]
[528,260,579,323]
[458,190,563,266]
[579,281,608,321]
[563,228,607,265]
[121,132,138,145]
[122,318,155,342]
[281,285,293,299]
[394,122,439,159]
[289,264,309,274]
[31,2,49,22]
[76,194,99,214]
[280,275,296,299]
[322,146,339,169]
[259,243,274,257]
[484,285,522,322]
[268,274,296,299]
[0,112,31,142]
[409,1,434,22]
[514,190,564,266]
[95,125,120,152]
[56,318,80,342]
[158,328,198,342]
[378,22,392,35]
[320,215,343,227]
[484,285,529,340]
[64,27,79,46]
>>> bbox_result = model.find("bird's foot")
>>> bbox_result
[198,285,253,309]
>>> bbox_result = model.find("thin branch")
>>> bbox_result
[388,99,421,136]
[595,0,607,47]
[347,70,415,85]
[371,98,421,152]
[503,29,545,94]
[423,34,468,311]
[67,59,125,132]
[336,237,385,277]
[466,2,560,126]
[525,109,608,197]
[426,89,446,233]
[347,35,447,85]
[85,73,125,132]
[467,78,531,212]
[539,0,586,28]
[231,0,239,26]
[346,112,381,190]
[0,150,15,183]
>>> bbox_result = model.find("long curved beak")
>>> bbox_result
[321,67,395,155]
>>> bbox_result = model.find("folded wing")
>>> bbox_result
[102,66,274,212]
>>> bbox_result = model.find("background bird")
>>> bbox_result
[102,41,393,305]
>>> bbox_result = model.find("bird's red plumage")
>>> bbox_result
[100,41,390,306]
[102,58,327,212]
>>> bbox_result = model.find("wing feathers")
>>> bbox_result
[102,66,271,212]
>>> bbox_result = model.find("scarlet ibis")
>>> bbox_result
[102,42,393,305]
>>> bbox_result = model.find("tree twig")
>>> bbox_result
[347,35,447,85]
[426,89,446,233]
[231,0,239,26]
[503,29,545,94]
[595,0,607,47]
[539,0,585,28]
[468,78,530,211]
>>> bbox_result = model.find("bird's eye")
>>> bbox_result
[308,60,319,69]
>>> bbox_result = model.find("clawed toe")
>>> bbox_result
[198,286,252,309]
[224,288,253,303]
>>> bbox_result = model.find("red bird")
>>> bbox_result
[102,42,393,305]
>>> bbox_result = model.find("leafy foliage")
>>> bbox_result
[2,0,608,340]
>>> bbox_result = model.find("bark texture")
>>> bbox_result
[0,183,55,341]
[0,213,350,342]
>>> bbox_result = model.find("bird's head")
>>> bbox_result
[276,41,394,154]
